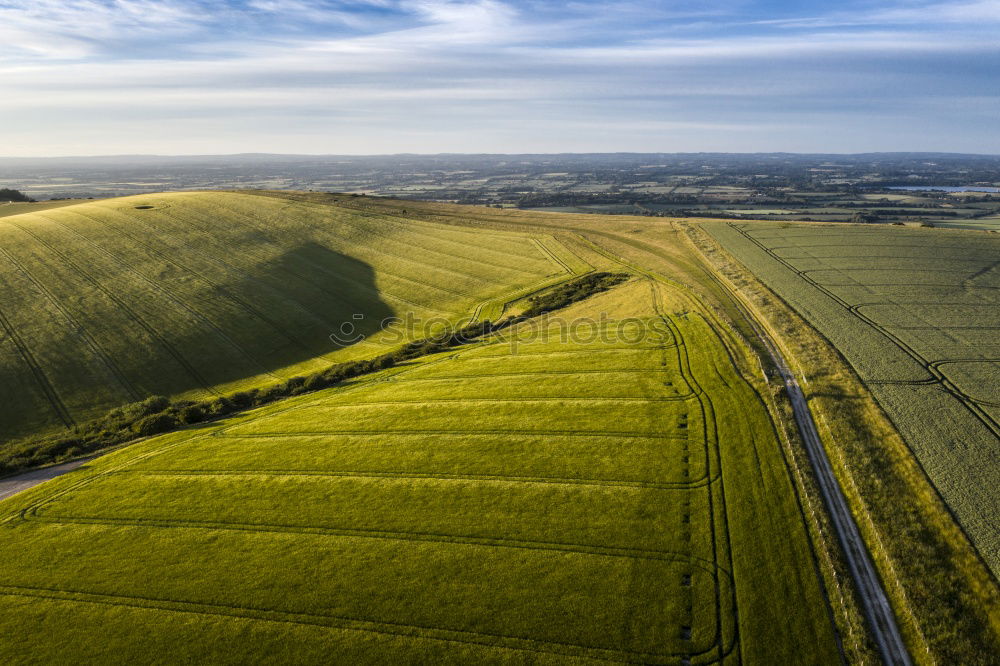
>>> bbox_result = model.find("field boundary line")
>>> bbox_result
[707,224,913,665]
[682,224,874,664]
[732,223,1000,440]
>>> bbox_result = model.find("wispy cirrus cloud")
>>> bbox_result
[0,0,210,58]
[0,0,997,155]
[757,0,1000,29]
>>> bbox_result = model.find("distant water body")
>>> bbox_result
[887,185,1000,193]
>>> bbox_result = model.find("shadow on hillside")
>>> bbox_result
[1,236,404,442]
[177,240,397,385]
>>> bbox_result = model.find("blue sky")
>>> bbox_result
[1,0,997,155]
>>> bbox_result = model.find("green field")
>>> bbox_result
[933,216,1000,231]
[8,192,1000,663]
[0,272,844,663]
[0,192,577,440]
[704,221,1000,575]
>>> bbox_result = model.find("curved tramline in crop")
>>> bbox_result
[0,193,870,663]
[704,218,1000,663]
[729,222,1000,441]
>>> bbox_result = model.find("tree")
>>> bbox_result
[0,188,34,202]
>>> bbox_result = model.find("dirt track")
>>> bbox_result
[0,458,94,502]
[752,321,913,665]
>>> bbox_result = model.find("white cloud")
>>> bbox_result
[872,0,1000,23]
[0,0,206,58]
[529,30,997,64]
[758,0,1000,29]
[0,0,997,155]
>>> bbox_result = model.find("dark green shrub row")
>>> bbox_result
[0,272,631,478]
[521,272,630,318]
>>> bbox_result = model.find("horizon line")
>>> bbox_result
[3,150,1000,161]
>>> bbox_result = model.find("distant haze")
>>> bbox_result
[1,1,999,156]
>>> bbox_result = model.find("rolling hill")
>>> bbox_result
[0,191,576,440]
[0,274,845,663]
[0,192,997,663]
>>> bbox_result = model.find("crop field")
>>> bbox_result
[0,200,86,218]
[0,276,844,663]
[934,216,1000,232]
[704,221,1000,574]
[0,192,571,440]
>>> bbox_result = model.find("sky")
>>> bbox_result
[1,0,998,156]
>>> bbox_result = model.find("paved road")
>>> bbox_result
[0,458,94,502]
[751,321,913,665]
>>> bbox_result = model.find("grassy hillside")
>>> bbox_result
[0,192,572,440]
[264,194,1000,662]
[0,278,843,663]
[4,192,998,662]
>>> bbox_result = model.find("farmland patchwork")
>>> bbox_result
[706,222,1000,574]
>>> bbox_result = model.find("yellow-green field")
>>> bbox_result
[0,192,575,440]
[4,192,999,663]
[0,199,87,219]
[0,277,843,663]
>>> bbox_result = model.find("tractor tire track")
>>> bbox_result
[153,204,488,300]
[68,210,346,354]
[44,216,283,382]
[731,223,1000,441]
[144,205,454,314]
[6,219,217,395]
[0,243,143,401]
[652,291,739,664]
[705,227,912,665]
[0,582,724,665]
[0,304,74,428]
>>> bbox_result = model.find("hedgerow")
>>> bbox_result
[0,272,630,478]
